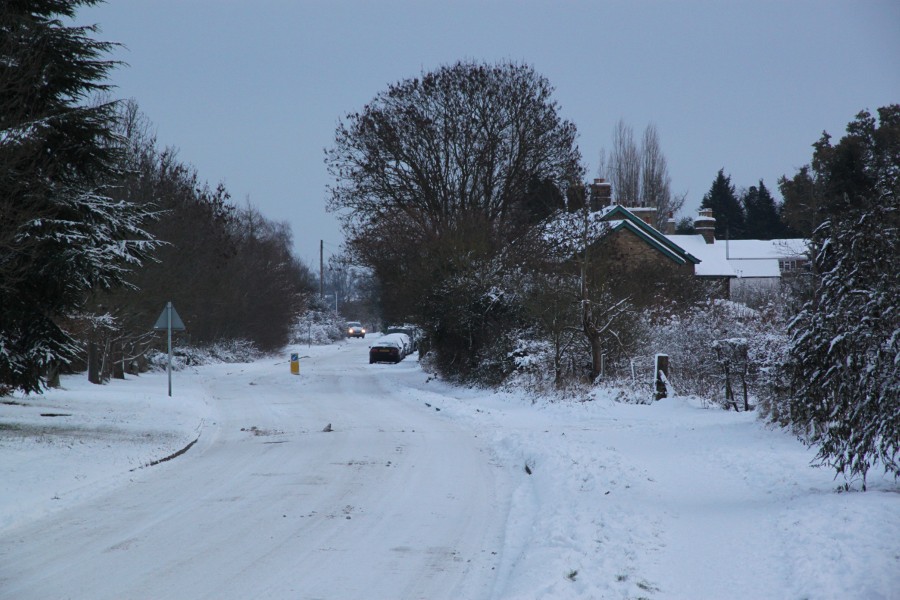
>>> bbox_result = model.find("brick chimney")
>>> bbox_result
[665,211,676,235]
[695,208,716,244]
[589,178,612,211]
[628,207,657,227]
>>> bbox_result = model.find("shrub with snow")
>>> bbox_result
[146,339,261,371]
[628,299,791,409]
[291,297,346,345]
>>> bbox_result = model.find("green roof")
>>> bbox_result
[599,206,700,265]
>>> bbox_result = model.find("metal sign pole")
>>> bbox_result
[154,301,185,397]
[167,301,173,397]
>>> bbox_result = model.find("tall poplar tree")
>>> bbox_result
[0,1,158,392]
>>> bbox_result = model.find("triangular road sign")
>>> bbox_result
[154,303,186,331]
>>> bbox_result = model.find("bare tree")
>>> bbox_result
[602,121,684,227]
[608,119,640,205]
[85,101,314,364]
[326,61,583,380]
[640,124,684,227]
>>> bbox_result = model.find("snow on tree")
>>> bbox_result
[0,1,159,393]
[775,106,900,489]
[781,200,899,489]
[642,299,789,409]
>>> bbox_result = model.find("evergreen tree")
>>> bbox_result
[777,166,818,237]
[784,198,899,489]
[674,217,696,234]
[0,1,159,392]
[742,179,782,239]
[776,106,900,489]
[779,105,900,237]
[700,169,745,238]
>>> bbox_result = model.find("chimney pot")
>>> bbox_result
[589,178,612,211]
[695,208,716,244]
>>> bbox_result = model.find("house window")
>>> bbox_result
[780,258,808,273]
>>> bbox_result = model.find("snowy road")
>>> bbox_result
[1,341,897,599]
[0,343,509,600]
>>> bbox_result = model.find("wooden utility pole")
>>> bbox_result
[319,239,324,297]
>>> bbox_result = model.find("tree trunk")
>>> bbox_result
[112,342,125,379]
[585,325,603,382]
[741,369,749,411]
[87,341,101,385]
[46,361,61,388]
[100,338,111,383]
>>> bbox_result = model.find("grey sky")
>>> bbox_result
[77,1,899,266]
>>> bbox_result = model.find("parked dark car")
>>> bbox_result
[385,324,421,352]
[368,334,408,364]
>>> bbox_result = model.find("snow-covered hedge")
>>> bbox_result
[635,299,790,409]
[146,339,261,371]
[499,296,793,408]
[290,298,345,346]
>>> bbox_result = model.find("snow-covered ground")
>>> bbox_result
[1,340,897,599]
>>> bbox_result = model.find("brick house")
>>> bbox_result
[582,180,810,299]
[546,179,808,301]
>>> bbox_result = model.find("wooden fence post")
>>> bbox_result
[654,353,669,401]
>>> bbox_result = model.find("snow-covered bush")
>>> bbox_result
[504,336,556,394]
[423,259,526,386]
[291,297,345,345]
[635,299,790,410]
[146,339,261,371]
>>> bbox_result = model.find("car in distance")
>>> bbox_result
[347,321,366,338]
[369,333,407,364]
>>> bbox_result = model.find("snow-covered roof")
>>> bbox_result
[665,235,736,277]
[722,239,809,260]
[664,236,809,279]
[600,205,700,265]
[728,258,781,278]
[605,220,696,264]
[542,207,809,277]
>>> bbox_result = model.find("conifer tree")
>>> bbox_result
[742,180,782,239]
[778,166,821,237]
[776,106,900,489]
[0,1,158,392]
[700,169,745,238]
